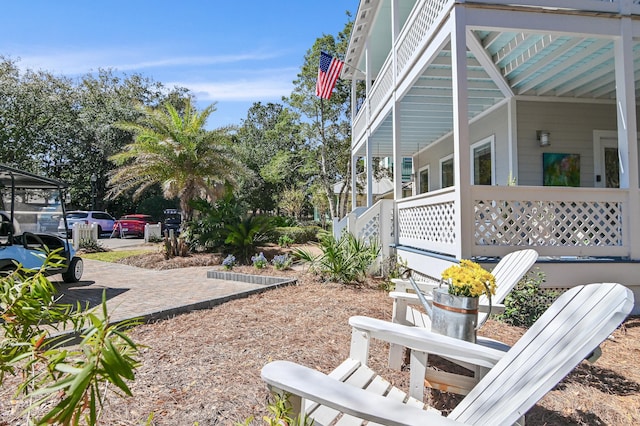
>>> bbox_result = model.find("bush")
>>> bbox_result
[222,254,236,270]
[273,226,320,244]
[0,257,140,424]
[498,269,559,327]
[293,232,380,285]
[251,252,268,269]
[79,238,109,253]
[277,234,294,248]
[271,254,293,270]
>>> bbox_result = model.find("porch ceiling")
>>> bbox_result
[363,29,640,158]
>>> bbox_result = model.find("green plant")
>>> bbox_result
[251,252,268,269]
[380,254,408,290]
[271,254,292,270]
[79,238,108,253]
[225,216,274,264]
[222,254,236,270]
[235,392,313,426]
[293,232,380,285]
[277,234,294,248]
[498,269,558,327]
[0,256,140,424]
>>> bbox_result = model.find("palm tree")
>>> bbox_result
[108,100,245,221]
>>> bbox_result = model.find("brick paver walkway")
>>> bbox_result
[53,259,291,324]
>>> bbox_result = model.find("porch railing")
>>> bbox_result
[394,186,630,259]
[334,200,395,259]
[396,187,458,257]
[472,186,628,258]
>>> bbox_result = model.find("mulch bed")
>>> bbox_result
[1,250,638,425]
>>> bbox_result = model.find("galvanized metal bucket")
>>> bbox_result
[431,287,479,343]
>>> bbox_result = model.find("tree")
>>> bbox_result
[107,99,245,221]
[278,186,306,219]
[0,58,191,213]
[234,102,310,213]
[285,14,354,219]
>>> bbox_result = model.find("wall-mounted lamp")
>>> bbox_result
[537,130,551,147]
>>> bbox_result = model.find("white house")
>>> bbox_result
[338,0,640,312]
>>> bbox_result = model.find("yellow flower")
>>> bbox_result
[441,259,496,298]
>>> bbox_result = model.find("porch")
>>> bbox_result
[339,0,640,311]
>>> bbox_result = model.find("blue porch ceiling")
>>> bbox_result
[361,29,639,158]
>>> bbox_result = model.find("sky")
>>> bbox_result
[0,0,359,129]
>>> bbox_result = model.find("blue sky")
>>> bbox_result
[0,1,358,129]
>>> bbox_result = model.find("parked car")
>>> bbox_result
[58,211,116,237]
[113,214,157,238]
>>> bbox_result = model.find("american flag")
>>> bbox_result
[316,51,344,99]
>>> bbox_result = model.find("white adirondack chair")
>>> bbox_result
[389,249,539,375]
[262,283,633,426]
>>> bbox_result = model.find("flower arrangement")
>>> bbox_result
[222,254,236,270]
[271,254,292,270]
[441,259,496,298]
[251,252,268,269]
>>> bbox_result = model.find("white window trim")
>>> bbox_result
[418,164,430,193]
[470,135,496,185]
[439,154,454,188]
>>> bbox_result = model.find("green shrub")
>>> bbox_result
[293,232,380,285]
[225,216,274,264]
[273,226,320,244]
[498,269,559,327]
[277,234,294,248]
[79,238,109,253]
[0,257,140,424]
[236,392,313,426]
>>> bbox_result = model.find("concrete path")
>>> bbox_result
[52,256,294,325]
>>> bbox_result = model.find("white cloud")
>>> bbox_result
[173,78,295,102]
[14,49,283,75]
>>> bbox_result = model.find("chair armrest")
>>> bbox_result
[390,293,505,315]
[391,278,440,293]
[479,303,505,314]
[261,360,464,426]
[350,316,505,369]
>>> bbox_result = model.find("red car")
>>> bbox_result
[113,214,157,238]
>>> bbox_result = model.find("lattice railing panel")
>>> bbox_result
[396,0,449,76]
[474,199,623,247]
[398,201,456,245]
[358,212,380,242]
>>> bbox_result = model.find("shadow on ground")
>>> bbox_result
[55,280,129,311]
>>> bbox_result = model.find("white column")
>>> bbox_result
[614,17,640,259]
[366,138,373,207]
[451,6,471,259]
[352,152,358,210]
[392,102,402,199]
[507,98,518,185]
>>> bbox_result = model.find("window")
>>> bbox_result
[440,155,454,188]
[418,165,429,194]
[471,136,495,185]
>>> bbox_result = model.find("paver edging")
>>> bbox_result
[207,270,293,286]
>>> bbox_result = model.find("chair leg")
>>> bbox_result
[389,298,409,369]
[409,350,428,400]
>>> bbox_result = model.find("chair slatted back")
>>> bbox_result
[450,283,633,426]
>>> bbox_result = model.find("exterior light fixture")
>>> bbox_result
[537,130,551,147]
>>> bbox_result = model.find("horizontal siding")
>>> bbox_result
[517,101,618,187]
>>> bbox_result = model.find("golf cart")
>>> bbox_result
[0,164,83,282]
